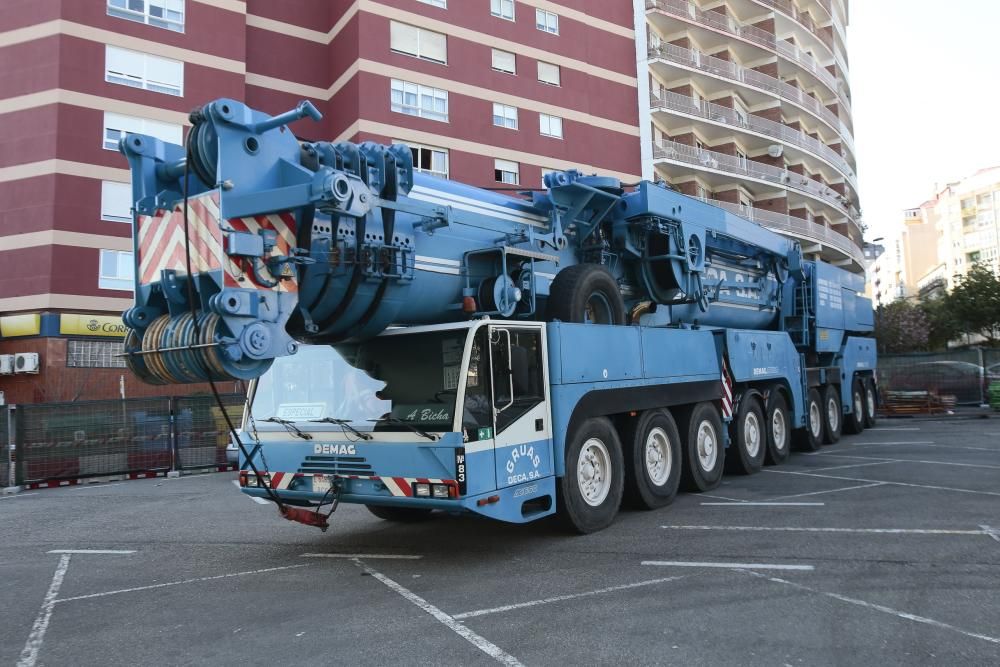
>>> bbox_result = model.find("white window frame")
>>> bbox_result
[492,103,518,130]
[390,21,448,64]
[491,48,516,74]
[99,249,135,291]
[103,112,182,151]
[491,0,515,21]
[539,113,563,138]
[390,79,449,122]
[535,8,559,34]
[495,159,519,185]
[107,0,184,32]
[401,142,450,179]
[101,181,133,223]
[105,45,183,96]
[537,61,561,86]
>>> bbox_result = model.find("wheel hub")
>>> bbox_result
[744,411,761,458]
[809,401,821,436]
[772,408,786,452]
[577,438,612,507]
[644,427,672,486]
[696,421,717,471]
[827,398,839,432]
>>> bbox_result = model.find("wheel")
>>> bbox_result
[679,402,725,492]
[365,505,434,522]
[764,390,791,465]
[557,417,624,533]
[623,409,682,509]
[547,264,626,325]
[863,378,878,428]
[794,387,824,452]
[822,384,842,444]
[843,378,865,435]
[726,396,765,475]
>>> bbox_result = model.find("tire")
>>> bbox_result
[726,396,765,475]
[365,505,434,522]
[843,378,865,435]
[863,378,878,428]
[557,417,624,533]
[822,384,842,444]
[679,402,725,492]
[764,390,791,465]
[623,409,682,510]
[547,264,626,325]
[794,388,824,452]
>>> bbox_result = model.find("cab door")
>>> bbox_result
[488,325,552,488]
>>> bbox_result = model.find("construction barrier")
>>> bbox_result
[10,394,244,487]
[877,348,1000,408]
[0,409,9,488]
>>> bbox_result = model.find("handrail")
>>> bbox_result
[751,0,835,52]
[649,90,856,189]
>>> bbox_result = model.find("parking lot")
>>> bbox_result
[3,417,999,666]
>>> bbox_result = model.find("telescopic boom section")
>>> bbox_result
[119,98,811,385]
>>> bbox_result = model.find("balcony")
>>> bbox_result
[648,42,855,155]
[645,0,849,113]
[650,90,857,189]
[706,198,865,268]
[752,0,834,53]
[652,138,858,219]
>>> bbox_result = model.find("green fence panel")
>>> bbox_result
[878,349,987,406]
[173,394,245,470]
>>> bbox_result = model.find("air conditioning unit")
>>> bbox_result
[15,352,40,374]
[0,355,13,375]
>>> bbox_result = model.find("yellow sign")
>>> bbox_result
[59,313,128,338]
[0,313,41,337]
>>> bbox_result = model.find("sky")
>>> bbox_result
[849,1,1000,241]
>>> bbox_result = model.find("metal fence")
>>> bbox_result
[9,394,244,486]
[878,349,1000,408]
[0,409,9,488]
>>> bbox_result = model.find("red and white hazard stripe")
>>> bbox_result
[256,472,456,498]
[721,357,734,419]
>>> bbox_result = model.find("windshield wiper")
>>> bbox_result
[308,417,372,441]
[261,417,312,440]
[367,416,439,441]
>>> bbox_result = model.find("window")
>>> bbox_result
[67,340,127,368]
[390,79,448,122]
[99,249,135,291]
[491,48,516,74]
[491,0,514,21]
[417,0,446,7]
[103,112,182,150]
[406,143,449,179]
[535,8,558,34]
[539,113,562,138]
[492,103,518,130]
[733,98,749,124]
[105,45,183,96]
[107,0,184,32]
[490,327,544,434]
[494,159,519,184]
[736,148,748,168]
[101,181,132,222]
[390,21,447,64]
[537,61,560,86]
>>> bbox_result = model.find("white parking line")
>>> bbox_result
[868,428,921,431]
[744,570,1000,645]
[452,576,685,620]
[700,502,825,506]
[354,559,523,667]
[843,441,935,446]
[662,525,991,536]
[810,461,896,472]
[767,482,886,500]
[47,550,136,555]
[697,492,748,502]
[764,469,1000,498]
[643,560,814,571]
[981,525,1000,544]
[17,554,71,667]
[851,442,997,453]
[233,479,270,504]
[812,455,1000,472]
[301,553,423,560]
[54,564,309,604]
[0,493,39,500]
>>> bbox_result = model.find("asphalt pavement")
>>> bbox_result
[2,417,999,666]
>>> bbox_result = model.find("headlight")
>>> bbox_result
[414,483,431,497]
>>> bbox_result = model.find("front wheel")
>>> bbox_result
[365,505,434,522]
[624,409,682,510]
[558,417,624,534]
[679,402,725,492]
[822,384,842,444]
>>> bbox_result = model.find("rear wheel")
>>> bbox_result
[726,397,765,475]
[623,409,682,510]
[547,264,626,325]
[365,505,434,522]
[764,391,791,465]
[822,384,842,444]
[794,388,824,452]
[844,378,865,435]
[863,378,878,428]
[679,402,725,492]
[557,417,624,533]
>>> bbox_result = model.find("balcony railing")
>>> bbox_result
[752,0,834,52]
[645,0,849,112]
[652,138,859,218]
[647,42,855,155]
[705,198,864,265]
[650,90,857,188]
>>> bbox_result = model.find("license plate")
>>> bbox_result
[312,475,332,493]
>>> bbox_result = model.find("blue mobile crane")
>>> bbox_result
[119,99,877,533]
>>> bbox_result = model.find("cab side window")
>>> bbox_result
[461,329,492,438]
[492,328,544,433]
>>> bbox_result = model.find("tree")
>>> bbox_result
[920,297,961,351]
[874,300,930,353]
[948,263,1000,345]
